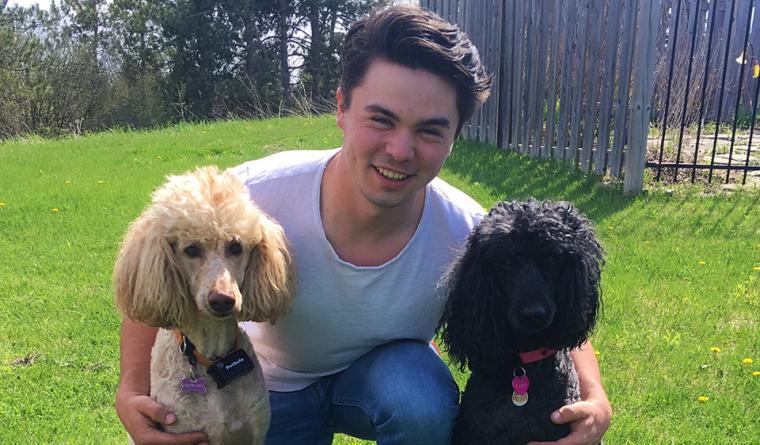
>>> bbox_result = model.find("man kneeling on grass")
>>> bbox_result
[115,5,611,445]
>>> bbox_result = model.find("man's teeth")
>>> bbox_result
[376,167,408,180]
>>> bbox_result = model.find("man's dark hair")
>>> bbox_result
[340,5,492,136]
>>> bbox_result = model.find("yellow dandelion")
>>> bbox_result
[752,371,760,377]
[710,347,721,353]
[742,357,753,365]
[64,180,71,185]
[607,226,614,231]
[698,261,706,266]
[697,395,709,403]
[753,266,760,272]
[52,208,60,213]
[0,202,5,208]
[155,156,162,160]
[97,180,105,184]
[594,350,601,357]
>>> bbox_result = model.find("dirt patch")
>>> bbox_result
[10,352,39,367]
[646,129,760,187]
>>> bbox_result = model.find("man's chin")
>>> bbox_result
[362,188,423,209]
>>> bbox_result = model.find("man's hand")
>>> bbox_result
[115,391,208,445]
[526,398,611,445]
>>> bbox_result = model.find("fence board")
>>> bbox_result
[499,0,515,148]
[488,0,501,143]
[510,0,525,151]
[595,0,622,175]
[568,0,591,165]
[544,0,562,159]
[556,0,574,159]
[526,2,541,154]
[533,1,549,157]
[580,1,604,172]
[626,0,662,193]
[610,0,637,177]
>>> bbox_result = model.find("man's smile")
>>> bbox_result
[374,166,413,181]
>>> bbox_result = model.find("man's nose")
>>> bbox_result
[385,130,415,161]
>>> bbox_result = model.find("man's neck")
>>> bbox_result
[320,153,425,266]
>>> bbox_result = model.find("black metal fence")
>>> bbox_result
[647,0,759,185]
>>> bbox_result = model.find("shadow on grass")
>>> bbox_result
[446,139,637,222]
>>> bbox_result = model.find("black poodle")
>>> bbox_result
[439,200,604,445]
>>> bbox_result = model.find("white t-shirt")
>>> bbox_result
[231,148,484,391]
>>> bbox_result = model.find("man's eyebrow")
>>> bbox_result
[419,117,451,129]
[364,104,398,120]
[364,104,451,128]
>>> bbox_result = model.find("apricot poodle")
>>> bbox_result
[114,166,295,444]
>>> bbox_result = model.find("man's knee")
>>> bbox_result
[376,388,458,443]
[362,341,459,443]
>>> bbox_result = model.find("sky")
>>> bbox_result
[8,0,417,10]
[8,0,51,10]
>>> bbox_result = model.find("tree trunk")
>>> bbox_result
[242,9,260,91]
[278,0,290,104]
[307,0,322,99]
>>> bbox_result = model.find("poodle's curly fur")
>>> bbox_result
[114,166,296,444]
[439,200,604,445]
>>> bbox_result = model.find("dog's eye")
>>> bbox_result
[184,244,202,258]
[228,241,243,256]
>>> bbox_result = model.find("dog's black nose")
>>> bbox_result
[209,292,235,314]
[518,305,552,329]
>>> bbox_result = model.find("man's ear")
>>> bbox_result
[336,87,346,130]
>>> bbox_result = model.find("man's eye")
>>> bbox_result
[421,128,441,137]
[371,116,392,126]
[228,241,243,255]
[184,244,202,258]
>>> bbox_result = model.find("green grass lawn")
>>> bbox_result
[1,116,758,444]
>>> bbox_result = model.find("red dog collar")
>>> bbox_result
[519,347,557,364]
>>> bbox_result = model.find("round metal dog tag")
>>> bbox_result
[512,391,528,406]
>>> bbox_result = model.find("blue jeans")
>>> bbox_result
[265,340,460,445]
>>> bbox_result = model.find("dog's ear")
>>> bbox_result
[240,215,295,323]
[555,215,604,348]
[439,229,503,372]
[113,211,189,328]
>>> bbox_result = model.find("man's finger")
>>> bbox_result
[131,396,208,445]
[526,403,598,445]
[550,401,593,425]
[134,395,177,425]
[134,413,208,445]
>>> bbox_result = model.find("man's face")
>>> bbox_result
[336,58,459,210]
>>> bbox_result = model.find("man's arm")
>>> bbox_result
[115,319,208,445]
[528,340,611,445]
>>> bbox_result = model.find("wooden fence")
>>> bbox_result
[419,0,759,192]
